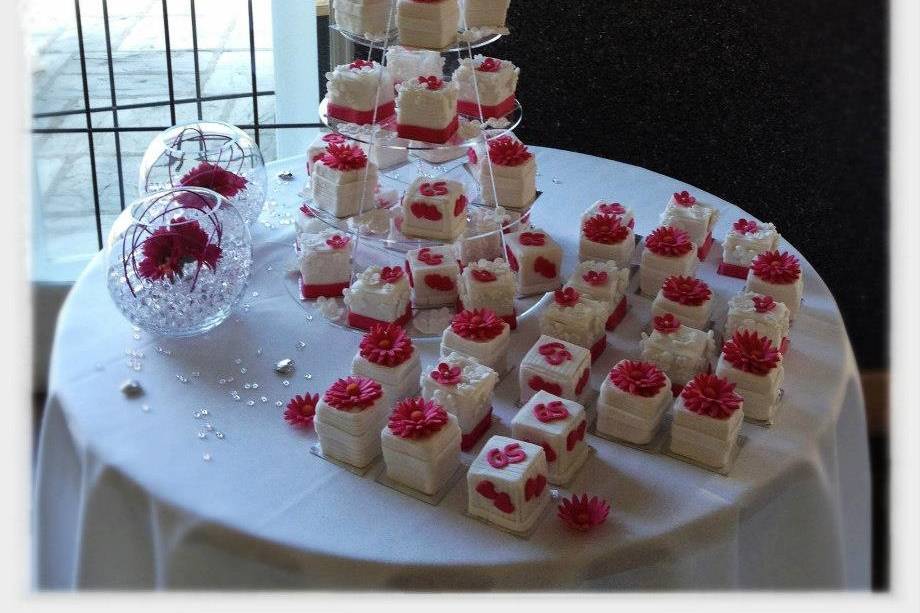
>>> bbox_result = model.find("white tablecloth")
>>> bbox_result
[33,147,871,590]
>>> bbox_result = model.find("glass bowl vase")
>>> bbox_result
[105,187,253,337]
[138,121,267,223]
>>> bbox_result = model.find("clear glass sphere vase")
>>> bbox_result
[105,187,253,337]
[138,121,267,223]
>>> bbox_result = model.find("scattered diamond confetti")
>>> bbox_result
[260,396,268,403]
[244,383,252,390]
[216,432,225,439]
[219,378,227,385]
[120,379,143,397]
[275,400,283,407]
[246,400,255,406]
[194,411,202,418]
[304,373,313,380]
[205,423,214,431]
[197,431,207,439]
[240,367,248,374]
[191,371,200,378]
[176,374,189,384]
[141,404,150,413]
[552,177,561,184]
[274,358,295,374]
[296,341,306,350]
[305,314,313,321]
[251,291,259,298]
[278,170,295,181]
[201,409,209,416]
[203,453,212,462]
[283,380,290,387]
[231,391,241,401]
[256,347,263,356]
[234,358,242,364]
[252,383,259,389]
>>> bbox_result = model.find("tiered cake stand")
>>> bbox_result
[291,7,543,338]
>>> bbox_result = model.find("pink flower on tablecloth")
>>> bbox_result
[680,374,742,419]
[359,324,413,367]
[557,493,610,532]
[751,251,801,284]
[283,393,318,429]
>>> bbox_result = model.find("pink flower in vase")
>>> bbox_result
[179,162,248,200]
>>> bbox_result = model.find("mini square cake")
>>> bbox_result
[519,335,592,406]
[745,250,804,319]
[597,360,672,445]
[343,265,412,330]
[381,397,461,495]
[505,229,563,296]
[311,143,379,218]
[511,391,589,485]
[440,308,510,373]
[659,190,719,260]
[397,0,459,49]
[400,178,468,241]
[457,258,517,329]
[461,0,510,29]
[581,200,636,229]
[421,351,499,451]
[725,291,791,355]
[405,245,460,307]
[307,132,349,175]
[324,59,395,125]
[309,133,406,174]
[650,275,714,331]
[564,260,630,331]
[639,314,715,391]
[299,230,353,299]
[718,218,781,278]
[333,0,396,39]
[295,204,329,241]
[453,55,519,119]
[351,323,421,400]
[477,136,537,209]
[539,288,608,362]
[639,226,699,297]
[669,373,744,470]
[455,207,504,266]
[385,45,445,85]
[579,212,636,268]
[715,330,784,422]
[396,76,459,144]
[467,435,550,533]
[315,375,390,468]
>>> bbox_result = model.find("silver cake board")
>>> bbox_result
[310,444,380,477]
[463,487,560,540]
[661,432,747,476]
[548,444,596,488]
[743,389,785,428]
[589,413,671,456]
[373,461,468,506]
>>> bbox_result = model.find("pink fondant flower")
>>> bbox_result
[430,362,462,385]
[661,275,711,306]
[325,234,350,249]
[178,162,248,200]
[518,231,546,246]
[645,226,693,257]
[722,330,781,375]
[751,250,801,284]
[554,287,580,307]
[672,190,696,206]
[322,133,347,145]
[477,57,503,72]
[359,324,413,366]
[539,341,572,366]
[582,214,629,244]
[558,493,610,532]
[388,397,448,439]
[653,313,681,334]
[419,181,448,196]
[451,308,505,341]
[733,218,759,234]
[379,266,404,284]
[454,194,467,217]
[597,202,626,216]
[752,294,777,313]
[349,59,374,70]
[680,373,742,419]
[319,143,368,171]
[283,393,318,428]
[609,360,667,397]
[488,136,532,167]
[417,75,444,90]
[582,270,608,286]
[466,147,478,165]
[471,268,497,282]
[323,376,382,411]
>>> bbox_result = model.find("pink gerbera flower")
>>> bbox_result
[645,226,693,257]
[179,162,248,200]
[557,493,610,532]
[488,136,532,167]
[283,393,318,428]
[388,397,448,439]
[359,324,413,366]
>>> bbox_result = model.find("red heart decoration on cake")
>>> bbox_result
[475,480,515,514]
[419,181,448,196]
[566,420,587,451]
[424,274,455,291]
[529,375,562,396]
[471,269,496,282]
[454,194,467,217]
[416,248,444,266]
[519,232,546,246]
[534,256,557,278]
[524,474,547,501]
[467,147,478,165]
[524,438,557,462]
[533,400,569,423]
[505,245,519,272]
[574,368,590,396]
[410,201,443,221]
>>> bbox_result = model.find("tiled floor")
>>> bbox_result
[29,0,278,268]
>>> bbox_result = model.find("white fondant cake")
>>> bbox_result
[351,323,421,401]
[467,435,550,533]
[539,288,607,361]
[400,177,468,241]
[396,0,459,49]
[421,351,498,449]
[650,275,714,331]
[315,375,391,467]
[396,76,459,143]
[455,206,505,266]
[324,59,395,124]
[579,212,636,268]
[581,200,636,229]
[519,335,592,406]
[505,228,563,296]
[715,330,785,422]
[461,0,510,29]
[669,374,744,470]
[659,190,718,258]
[724,291,791,353]
[333,0,396,39]
[564,260,630,331]
[295,204,329,240]
[452,55,519,119]
[310,143,379,218]
[744,250,805,319]
[597,360,672,445]
[385,45,446,84]
[440,308,510,373]
[457,258,516,327]
[299,229,354,299]
[639,314,715,388]
[477,135,537,209]
[406,245,460,307]
[721,218,781,269]
[343,265,412,329]
[511,391,589,485]
[639,226,699,297]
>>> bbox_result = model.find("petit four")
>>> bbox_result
[309,132,408,175]
[639,314,715,392]
[405,245,460,307]
[715,330,784,422]
[659,190,719,260]
[324,59,395,125]
[385,45,446,85]
[539,287,608,362]
[396,76,459,144]
[311,143,379,218]
[511,391,589,484]
[639,226,698,297]
[461,0,510,29]
[564,260,630,331]
[400,177,468,241]
[650,275,714,331]
[669,373,744,470]
[381,397,462,495]
[440,308,510,373]
[579,212,636,268]
[453,55,519,119]
[343,265,412,329]
[718,218,781,279]
[476,136,537,209]
[457,258,517,329]
[295,204,328,239]
[351,323,421,400]
[744,250,804,319]
[307,132,349,175]
[724,291,791,355]
[519,335,592,406]
[597,360,672,445]
[332,0,396,39]
[396,0,459,49]
[455,207,505,266]
[315,375,390,468]
[299,229,353,299]
[581,200,635,229]
[467,435,550,533]
[505,228,563,296]
[421,351,499,451]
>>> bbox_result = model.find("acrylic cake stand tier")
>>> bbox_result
[329,23,504,54]
[318,97,523,151]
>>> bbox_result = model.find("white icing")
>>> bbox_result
[396,0,460,49]
[639,325,715,387]
[325,60,394,111]
[724,290,791,347]
[510,390,588,484]
[519,335,592,405]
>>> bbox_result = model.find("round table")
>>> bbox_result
[34,147,871,590]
